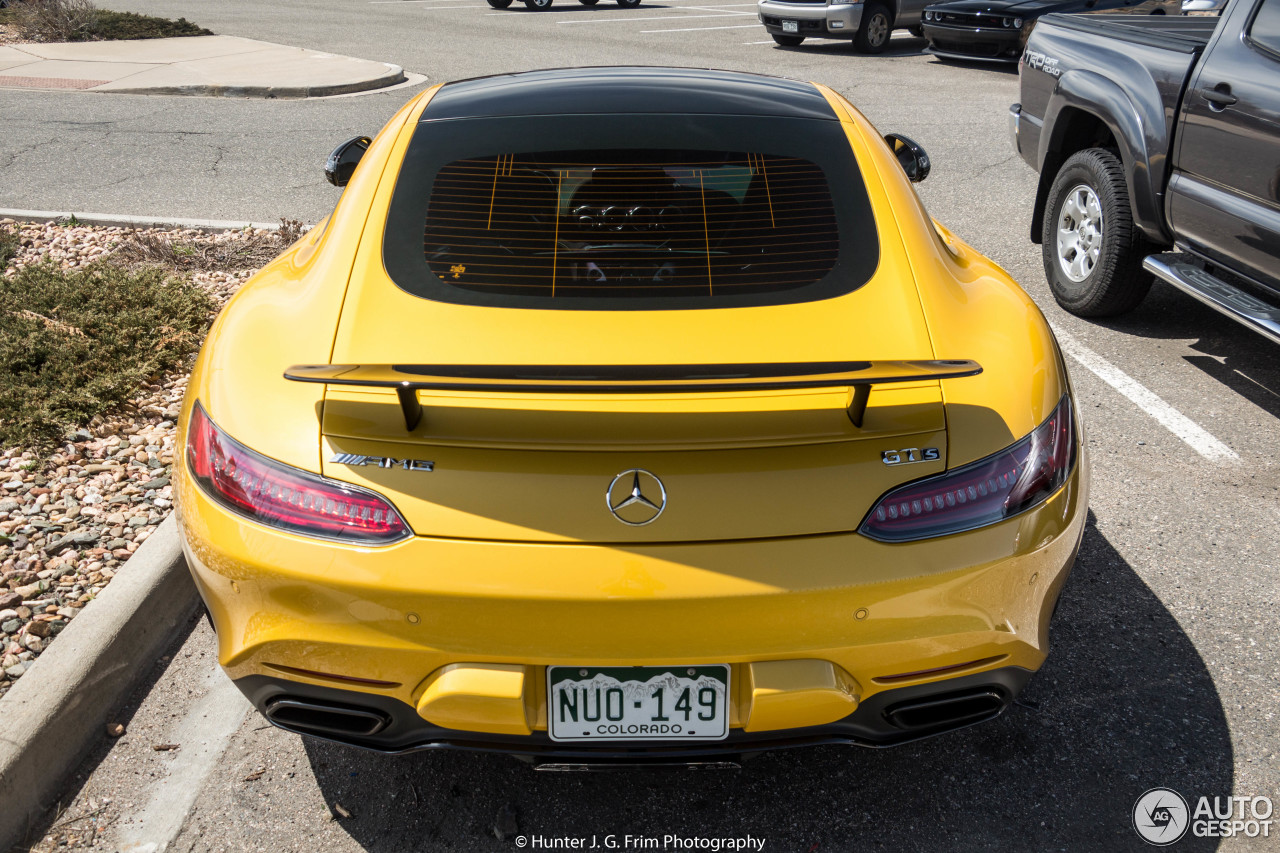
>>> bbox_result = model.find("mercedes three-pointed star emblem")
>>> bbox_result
[606,469,668,526]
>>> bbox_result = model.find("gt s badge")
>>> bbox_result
[882,448,940,466]
[330,453,434,472]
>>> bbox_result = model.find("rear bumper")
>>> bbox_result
[236,666,1034,759]
[177,439,1086,751]
[757,0,864,36]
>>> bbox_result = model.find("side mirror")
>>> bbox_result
[884,133,931,183]
[324,136,371,187]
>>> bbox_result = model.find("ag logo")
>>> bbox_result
[1133,788,1190,846]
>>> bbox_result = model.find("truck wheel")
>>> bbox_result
[1042,148,1153,317]
[524,0,553,9]
[579,0,599,5]
[487,0,513,6]
[772,34,805,45]
[616,0,642,7]
[854,2,892,53]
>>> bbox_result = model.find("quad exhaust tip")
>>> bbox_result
[262,688,1009,751]
[883,688,1006,732]
[264,697,391,739]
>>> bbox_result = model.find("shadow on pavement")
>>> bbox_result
[923,54,1019,74]
[305,514,1231,851]
[1090,281,1280,422]
[773,37,932,60]
[499,3,678,12]
[7,609,206,853]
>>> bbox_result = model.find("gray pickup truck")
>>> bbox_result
[1010,2,1280,344]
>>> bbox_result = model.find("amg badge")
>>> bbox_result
[882,448,940,465]
[330,453,434,472]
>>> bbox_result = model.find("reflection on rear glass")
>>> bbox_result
[423,150,839,299]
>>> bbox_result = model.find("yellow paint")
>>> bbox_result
[743,660,861,732]
[174,77,1089,743]
[415,663,532,735]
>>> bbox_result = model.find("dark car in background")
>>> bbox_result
[920,0,1177,61]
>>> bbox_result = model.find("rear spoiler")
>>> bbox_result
[283,360,982,431]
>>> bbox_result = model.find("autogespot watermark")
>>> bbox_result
[1133,788,1275,845]
[513,835,765,851]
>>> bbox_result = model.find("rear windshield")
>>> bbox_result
[383,115,878,310]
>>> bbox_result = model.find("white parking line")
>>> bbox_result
[558,11,750,21]
[115,663,251,853]
[1052,324,1239,462]
[743,39,774,42]
[642,22,759,29]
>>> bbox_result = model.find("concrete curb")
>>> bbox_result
[0,207,281,230]
[0,208,282,232]
[0,515,197,851]
[0,36,408,100]
[102,70,406,100]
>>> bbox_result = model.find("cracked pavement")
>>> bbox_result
[0,0,1040,225]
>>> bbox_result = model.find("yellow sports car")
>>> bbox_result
[176,67,1088,765]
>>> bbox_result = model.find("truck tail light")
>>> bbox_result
[186,402,410,545]
[860,395,1075,542]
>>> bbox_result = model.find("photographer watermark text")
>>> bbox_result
[515,835,766,851]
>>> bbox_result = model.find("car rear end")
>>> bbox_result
[176,70,1087,763]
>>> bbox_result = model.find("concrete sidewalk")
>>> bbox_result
[0,35,407,98]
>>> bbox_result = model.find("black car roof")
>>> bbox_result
[421,67,838,122]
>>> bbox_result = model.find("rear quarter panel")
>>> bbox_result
[178,86,441,477]
[818,86,1067,466]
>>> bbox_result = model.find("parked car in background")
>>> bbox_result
[757,0,928,53]
[1181,0,1227,12]
[487,0,639,10]
[1012,3,1280,343]
[921,0,1177,61]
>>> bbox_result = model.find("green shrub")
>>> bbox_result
[10,0,98,42]
[0,225,17,269]
[6,1,212,42]
[0,262,215,448]
[91,10,212,40]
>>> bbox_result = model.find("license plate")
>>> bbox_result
[547,665,730,742]
[782,19,798,32]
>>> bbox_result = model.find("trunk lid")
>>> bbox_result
[319,266,952,544]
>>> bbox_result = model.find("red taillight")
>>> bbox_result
[186,403,410,545]
[860,395,1076,542]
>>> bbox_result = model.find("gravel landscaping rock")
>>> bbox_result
[0,217,286,697]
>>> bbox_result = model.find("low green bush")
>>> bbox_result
[5,0,212,42]
[91,9,212,40]
[0,262,215,448]
[0,225,17,269]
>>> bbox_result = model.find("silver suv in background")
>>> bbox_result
[756,0,927,52]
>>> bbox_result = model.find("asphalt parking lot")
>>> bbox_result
[3,1,1279,850]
